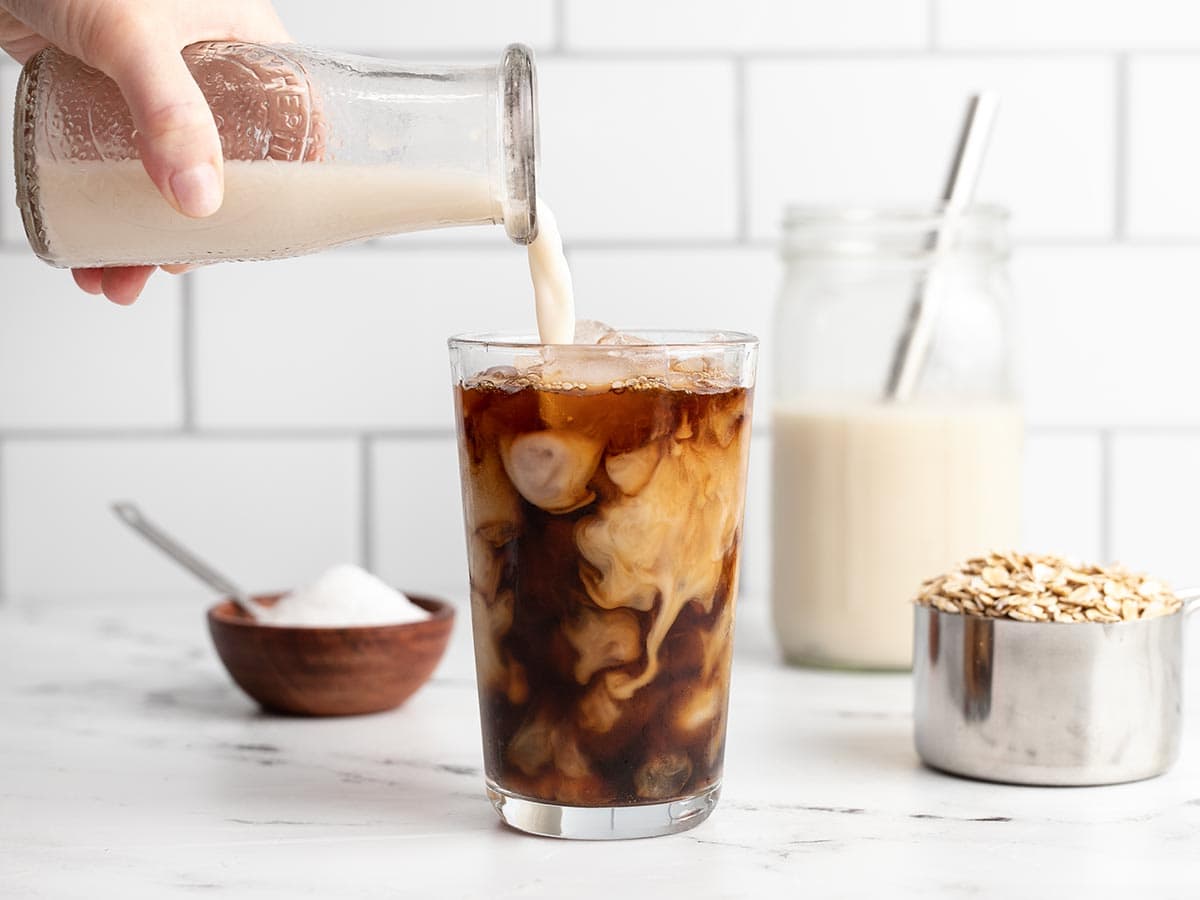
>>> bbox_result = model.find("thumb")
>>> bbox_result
[107,47,224,218]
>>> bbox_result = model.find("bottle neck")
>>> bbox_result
[497,44,538,245]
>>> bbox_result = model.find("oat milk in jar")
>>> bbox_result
[771,205,1022,670]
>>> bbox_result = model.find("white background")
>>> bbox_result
[1,0,1198,602]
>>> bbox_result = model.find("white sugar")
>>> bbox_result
[257,564,429,628]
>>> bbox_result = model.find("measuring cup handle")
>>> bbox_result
[1179,587,1200,616]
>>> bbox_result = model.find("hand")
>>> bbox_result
[0,0,290,303]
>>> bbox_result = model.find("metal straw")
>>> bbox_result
[884,92,1001,402]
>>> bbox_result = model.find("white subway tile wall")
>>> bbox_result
[0,253,182,428]
[1021,434,1104,564]
[2,439,360,597]
[281,0,557,53]
[370,436,467,593]
[1111,435,1200,588]
[192,249,529,430]
[746,57,1115,240]
[1,1,1198,599]
[1014,247,1200,427]
[935,0,1200,50]
[536,60,739,241]
[563,0,929,51]
[1127,56,1200,238]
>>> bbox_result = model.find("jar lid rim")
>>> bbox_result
[783,203,1010,227]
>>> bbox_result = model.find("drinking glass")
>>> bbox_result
[450,331,757,839]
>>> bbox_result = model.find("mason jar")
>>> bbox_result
[15,42,536,268]
[770,205,1022,671]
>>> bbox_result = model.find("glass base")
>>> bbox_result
[781,648,911,672]
[486,780,721,840]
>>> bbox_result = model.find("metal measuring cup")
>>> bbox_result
[913,590,1200,785]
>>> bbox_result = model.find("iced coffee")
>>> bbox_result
[450,330,756,839]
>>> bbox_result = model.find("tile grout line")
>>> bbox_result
[1099,428,1114,562]
[734,56,750,244]
[359,436,374,572]
[285,47,1200,61]
[180,273,195,431]
[0,424,1187,441]
[553,0,566,53]
[0,46,1186,67]
[1113,53,1129,241]
[7,236,1200,255]
[0,427,461,440]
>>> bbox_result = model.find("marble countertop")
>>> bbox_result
[2,592,1198,899]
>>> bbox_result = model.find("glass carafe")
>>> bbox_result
[770,206,1022,671]
[14,42,537,268]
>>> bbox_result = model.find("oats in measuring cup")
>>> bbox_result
[915,551,1182,623]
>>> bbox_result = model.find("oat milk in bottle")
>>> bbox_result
[15,42,538,267]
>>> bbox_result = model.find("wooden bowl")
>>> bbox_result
[206,593,455,716]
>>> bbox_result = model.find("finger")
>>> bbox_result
[105,42,224,219]
[72,268,105,295]
[160,264,194,275]
[0,33,49,65]
[100,266,156,305]
[180,1,293,43]
[0,9,50,63]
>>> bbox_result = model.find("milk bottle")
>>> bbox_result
[14,42,538,267]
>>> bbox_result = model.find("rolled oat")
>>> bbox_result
[915,552,1182,623]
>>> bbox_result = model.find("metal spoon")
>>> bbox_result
[884,91,1001,401]
[111,501,270,620]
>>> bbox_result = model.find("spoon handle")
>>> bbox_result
[884,91,1000,402]
[111,501,266,619]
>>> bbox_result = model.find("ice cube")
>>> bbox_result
[507,712,554,776]
[577,681,623,734]
[461,450,521,542]
[468,583,515,694]
[552,732,593,780]
[536,321,659,387]
[542,345,647,388]
[573,319,617,345]
[605,441,664,495]
[505,658,529,705]
[674,681,721,734]
[500,430,602,513]
[572,319,654,347]
[597,329,652,346]
[634,752,693,800]
[563,607,643,684]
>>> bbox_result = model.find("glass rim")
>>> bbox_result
[448,329,760,350]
